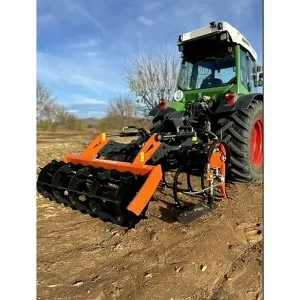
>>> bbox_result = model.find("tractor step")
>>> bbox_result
[176,204,216,224]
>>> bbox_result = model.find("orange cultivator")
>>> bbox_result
[37,133,164,227]
[37,121,229,227]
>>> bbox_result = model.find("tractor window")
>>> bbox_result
[216,67,236,83]
[240,48,256,92]
[177,55,236,90]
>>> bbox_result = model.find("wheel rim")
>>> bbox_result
[250,118,263,167]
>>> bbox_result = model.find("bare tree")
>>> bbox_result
[106,94,137,118]
[55,108,77,128]
[36,81,83,130]
[36,81,58,123]
[123,45,180,115]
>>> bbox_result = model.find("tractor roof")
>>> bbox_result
[178,21,257,61]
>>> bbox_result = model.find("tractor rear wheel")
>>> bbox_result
[216,99,263,182]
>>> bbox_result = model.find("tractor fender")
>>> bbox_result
[149,107,184,126]
[165,111,185,119]
[149,106,177,124]
[148,106,176,117]
[215,93,263,114]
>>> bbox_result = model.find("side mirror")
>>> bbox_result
[254,78,263,87]
[256,65,263,73]
[253,65,263,87]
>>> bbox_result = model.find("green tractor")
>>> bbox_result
[36,21,263,227]
[149,21,263,182]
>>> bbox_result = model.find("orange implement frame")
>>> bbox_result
[207,143,227,198]
[63,132,163,216]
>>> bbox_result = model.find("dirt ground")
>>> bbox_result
[36,131,263,300]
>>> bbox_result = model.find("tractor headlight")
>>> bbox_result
[173,90,184,102]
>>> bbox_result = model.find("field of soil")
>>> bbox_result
[36,131,263,300]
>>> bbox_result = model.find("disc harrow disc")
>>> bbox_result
[51,163,82,207]
[68,167,95,214]
[37,160,65,200]
[37,161,147,227]
[89,169,143,226]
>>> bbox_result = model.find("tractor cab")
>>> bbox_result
[177,47,236,90]
[174,21,263,104]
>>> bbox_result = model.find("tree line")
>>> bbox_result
[36,46,180,131]
[36,81,86,130]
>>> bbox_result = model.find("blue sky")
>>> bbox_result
[37,0,262,118]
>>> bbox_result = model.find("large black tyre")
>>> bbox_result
[216,99,263,182]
